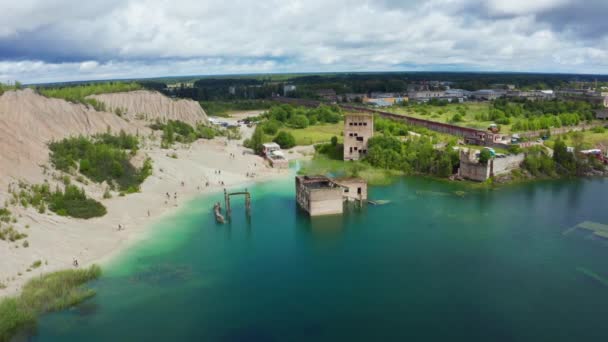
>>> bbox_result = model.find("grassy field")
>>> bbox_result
[298,155,402,185]
[545,129,608,150]
[0,265,101,341]
[280,122,343,146]
[386,103,515,133]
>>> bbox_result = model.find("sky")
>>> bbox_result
[1,0,607,84]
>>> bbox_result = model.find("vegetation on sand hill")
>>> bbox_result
[10,182,107,219]
[49,131,151,192]
[38,82,142,111]
[149,119,240,148]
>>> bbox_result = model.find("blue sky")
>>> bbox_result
[1,0,607,83]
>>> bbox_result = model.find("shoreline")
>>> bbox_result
[0,136,296,300]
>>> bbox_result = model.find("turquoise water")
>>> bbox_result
[32,173,608,341]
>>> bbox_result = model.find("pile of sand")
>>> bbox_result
[0,89,142,188]
[0,89,208,192]
[88,90,208,126]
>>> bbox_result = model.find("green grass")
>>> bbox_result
[545,130,608,150]
[387,103,510,132]
[0,265,101,342]
[298,155,402,186]
[38,82,142,111]
[280,122,343,146]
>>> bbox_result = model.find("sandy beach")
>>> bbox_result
[0,113,306,299]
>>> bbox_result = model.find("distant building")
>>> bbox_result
[408,90,446,102]
[344,113,374,161]
[363,97,407,107]
[295,175,368,216]
[283,84,297,96]
[556,89,608,107]
[470,89,506,101]
[505,90,554,101]
[596,109,608,120]
[316,89,338,103]
[228,86,236,95]
[341,93,367,103]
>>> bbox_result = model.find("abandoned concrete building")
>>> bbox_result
[458,149,525,182]
[344,113,374,161]
[295,176,368,216]
[262,142,289,169]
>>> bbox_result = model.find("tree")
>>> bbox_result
[273,131,296,149]
[246,126,265,155]
[479,149,492,165]
[289,115,309,129]
[553,138,576,175]
[331,136,338,146]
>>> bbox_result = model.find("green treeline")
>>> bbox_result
[149,120,240,148]
[0,82,22,96]
[0,265,101,342]
[49,131,151,193]
[364,117,458,177]
[522,138,605,177]
[38,82,142,111]
[484,99,596,130]
[11,182,107,219]
[366,135,459,178]
[262,104,342,129]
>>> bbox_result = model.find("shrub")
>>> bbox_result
[273,131,296,149]
[289,115,309,129]
[478,149,492,165]
[48,133,150,192]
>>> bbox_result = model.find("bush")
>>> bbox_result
[478,149,492,165]
[289,115,309,129]
[14,183,107,219]
[273,131,296,149]
[262,120,281,135]
[48,133,150,192]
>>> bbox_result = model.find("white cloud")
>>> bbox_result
[0,0,606,83]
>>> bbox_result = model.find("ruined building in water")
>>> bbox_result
[344,113,374,161]
[458,149,524,182]
[295,176,368,216]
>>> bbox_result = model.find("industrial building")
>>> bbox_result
[343,113,374,161]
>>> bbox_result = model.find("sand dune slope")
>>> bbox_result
[0,89,142,188]
[89,90,208,126]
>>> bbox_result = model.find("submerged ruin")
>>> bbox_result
[295,175,367,216]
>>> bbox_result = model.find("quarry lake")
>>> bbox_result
[32,173,608,341]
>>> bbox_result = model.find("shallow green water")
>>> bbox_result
[32,173,608,341]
